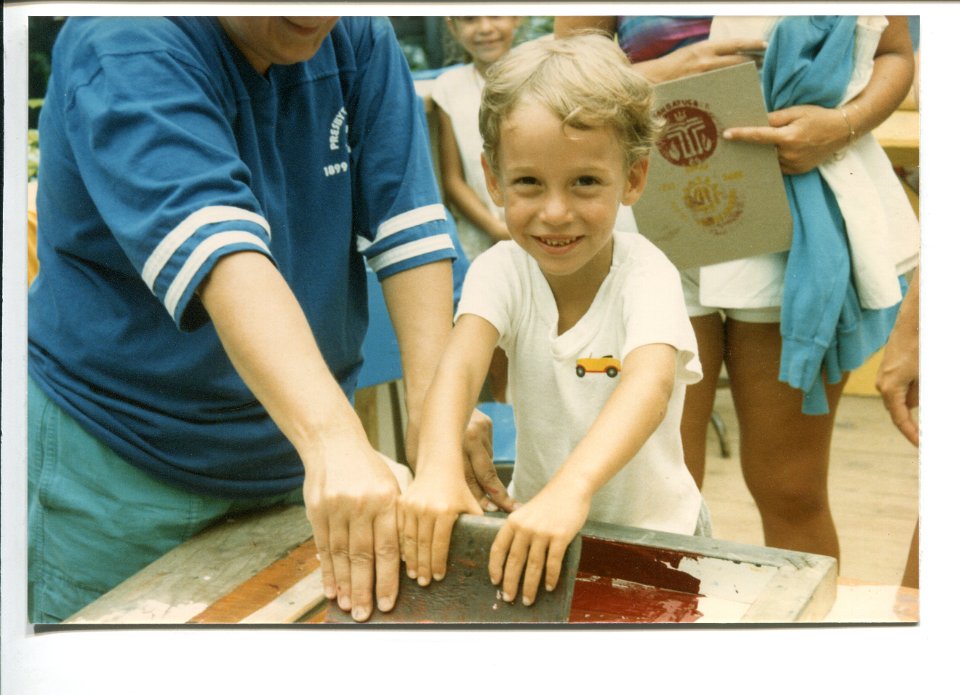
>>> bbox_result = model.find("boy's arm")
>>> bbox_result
[489,342,678,606]
[383,265,509,509]
[436,108,510,242]
[399,314,508,585]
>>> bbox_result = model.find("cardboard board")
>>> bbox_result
[633,62,792,269]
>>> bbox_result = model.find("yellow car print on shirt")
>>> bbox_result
[575,355,621,378]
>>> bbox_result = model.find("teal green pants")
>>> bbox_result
[28,376,303,623]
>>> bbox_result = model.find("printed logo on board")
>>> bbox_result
[656,100,718,167]
[679,176,744,233]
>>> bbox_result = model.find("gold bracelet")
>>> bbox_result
[838,105,857,144]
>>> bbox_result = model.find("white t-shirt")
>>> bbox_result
[456,232,705,534]
[431,64,503,261]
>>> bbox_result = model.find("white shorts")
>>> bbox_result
[681,268,781,324]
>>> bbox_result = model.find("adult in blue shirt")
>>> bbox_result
[28,16,500,623]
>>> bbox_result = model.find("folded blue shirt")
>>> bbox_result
[763,16,904,414]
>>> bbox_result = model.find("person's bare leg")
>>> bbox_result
[725,319,845,562]
[680,313,725,488]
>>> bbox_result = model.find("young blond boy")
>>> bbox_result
[399,33,708,607]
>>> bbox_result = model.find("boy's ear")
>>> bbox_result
[481,153,505,207]
[621,158,649,207]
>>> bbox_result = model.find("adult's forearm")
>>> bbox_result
[199,251,365,462]
[380,260,455,428]
[843,17,915,136]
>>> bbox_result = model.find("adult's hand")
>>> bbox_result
[303,436,402,622]
[462,407,518,513]
[876,356,920,447]
[200,251,401,623]
[632,38,767,83]
[724,16,915,176]
[876,271,920,446]
[723,104,851,175]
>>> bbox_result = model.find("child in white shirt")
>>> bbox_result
[432,17,522,261]
[399,33,708,607]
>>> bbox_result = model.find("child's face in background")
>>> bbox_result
[447,17,522,73]
[483,99,648,287]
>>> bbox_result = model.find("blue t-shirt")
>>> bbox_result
[28,17,458,497]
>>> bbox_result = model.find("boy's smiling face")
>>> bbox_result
[483,99,648,288]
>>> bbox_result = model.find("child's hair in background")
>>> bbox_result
[442,16,529,65]
[479,32,664,175]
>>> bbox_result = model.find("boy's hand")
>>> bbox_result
[488,486,590,606]
[398,466,484,587]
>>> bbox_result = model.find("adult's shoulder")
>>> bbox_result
[53,17,226,86]
[326,17,402,60]
[58,17,220,61]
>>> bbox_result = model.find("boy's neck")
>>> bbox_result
[543,241,614,335]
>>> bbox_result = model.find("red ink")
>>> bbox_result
[578,536,702,594]
[656,102,718,167]
[568,536,704,623]
[569,574,702,623]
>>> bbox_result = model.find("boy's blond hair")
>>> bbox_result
[479,32,662,174]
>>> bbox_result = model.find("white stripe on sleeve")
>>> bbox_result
[355,203,447,253]
[163,231,271,318]
[365,235,455,275]
[143,206,271,290]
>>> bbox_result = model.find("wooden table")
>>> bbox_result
[65,503,838,625]
[873,108,920,168]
